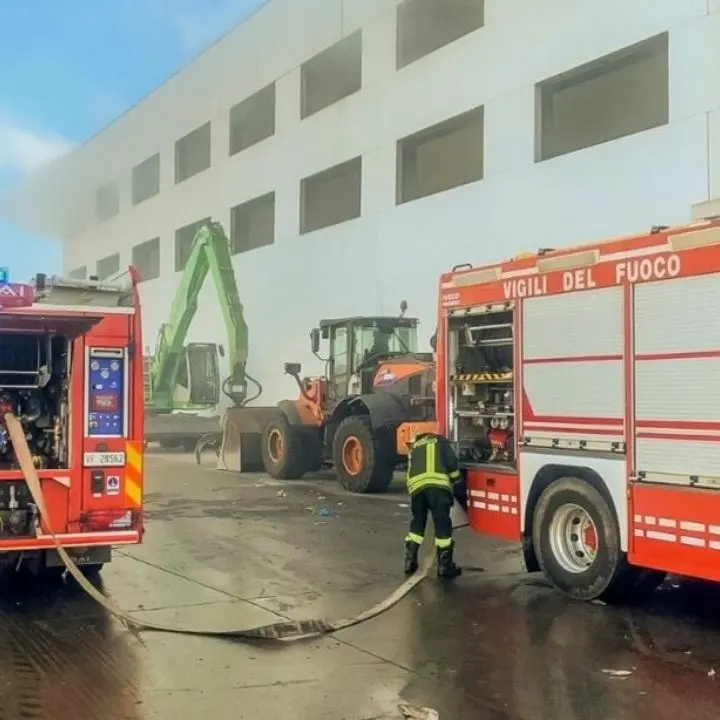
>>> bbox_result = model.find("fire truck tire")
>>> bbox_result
[81,563,104,578]
[533,476,625,602]
[261,415,307,479]
[38,565,66,583]
[332,416,395,494]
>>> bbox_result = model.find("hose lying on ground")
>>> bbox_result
[6,413,451,642]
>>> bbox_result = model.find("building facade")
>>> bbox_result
[5,0,720,403]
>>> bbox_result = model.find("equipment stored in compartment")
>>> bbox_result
[0,332,69,471]
[447,308,515,469]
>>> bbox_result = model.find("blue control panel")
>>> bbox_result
[87,348,125,437]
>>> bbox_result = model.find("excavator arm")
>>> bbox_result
[148,221,257,412]
[149,230,212,407]
[202,222,257,406]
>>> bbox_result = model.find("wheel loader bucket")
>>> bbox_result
[217,406,280,473]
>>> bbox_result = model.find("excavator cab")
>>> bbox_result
[173,342,222,407]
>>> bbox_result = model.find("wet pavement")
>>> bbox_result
[0,454,719,719]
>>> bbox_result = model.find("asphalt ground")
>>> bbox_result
[0,453,719,719]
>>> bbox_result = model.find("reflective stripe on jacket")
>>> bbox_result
[406,433,460,495]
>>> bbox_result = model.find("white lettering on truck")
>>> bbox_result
[455,252,683,305]
[442,292,460,307]
[502,276,547,300]
[562,268,597,292]
[615,254,681,284]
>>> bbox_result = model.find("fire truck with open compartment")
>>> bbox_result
[0,269,144,578]
[436,218,720,602]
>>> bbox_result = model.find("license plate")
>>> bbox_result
[83,451,126,467]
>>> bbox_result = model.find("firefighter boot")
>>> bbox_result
[437,542,462,579]
[404,541,420,575]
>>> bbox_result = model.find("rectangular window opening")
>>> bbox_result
[132,153,160,205]
[96,181,119,222]
[175,218,210,272]
[96,253,120,280]
[397,0,485,69]
[300,157,362,234]
[229,83,276,156]
[230,192,276,254]
[132,237,161,282]
[536,33,669,162]
[301,31,362,119]
[175,123,211,183]
[397,106,484,205]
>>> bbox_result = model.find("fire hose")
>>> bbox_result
[6,413,465,643]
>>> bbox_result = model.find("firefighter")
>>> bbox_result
[404,431,462,579]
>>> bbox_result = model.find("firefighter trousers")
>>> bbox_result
[406,486,454,548]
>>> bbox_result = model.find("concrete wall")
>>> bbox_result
[57,0,715,404]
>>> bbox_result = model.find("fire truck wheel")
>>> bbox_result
[261,415,307,479]
[332,416,395,494]
[533,476,623,602]
[38,565,66,584]
[81,563,104,578]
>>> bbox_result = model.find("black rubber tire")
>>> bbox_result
[261,415,307,479]
[296,427,323,473]
[332,416,396,494]
[532,477,667,605]
[81,563,104,578]
[38,565,66,584]
[533,476,625,602]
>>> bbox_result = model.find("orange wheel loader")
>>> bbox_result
[260,309,438,493]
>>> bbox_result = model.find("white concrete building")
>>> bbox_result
[5,0,720,402]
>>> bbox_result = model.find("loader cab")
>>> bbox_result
[312,316,419,399]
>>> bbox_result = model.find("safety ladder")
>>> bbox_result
[142,356,153,403]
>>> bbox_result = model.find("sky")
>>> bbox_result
[0,0,263,281]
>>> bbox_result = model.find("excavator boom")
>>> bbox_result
[145,221,274,460]
[147,222,253,412]
[199,223,252,406]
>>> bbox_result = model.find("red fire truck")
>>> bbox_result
[436,218,720,603]
[0,270,144,577]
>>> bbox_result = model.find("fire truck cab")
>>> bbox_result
[437,219,720,603]
[0,269,144,578]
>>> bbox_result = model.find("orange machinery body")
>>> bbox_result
[0,273,144,561]
[435,219,720,584]
[289,358,437,455]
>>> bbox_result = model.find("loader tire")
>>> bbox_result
[261,415,307,479]
[332,416,395,494]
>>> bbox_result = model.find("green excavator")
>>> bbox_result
[143,221,275,463]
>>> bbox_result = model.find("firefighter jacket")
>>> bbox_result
[406,432,461,496]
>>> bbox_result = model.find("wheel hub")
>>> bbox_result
[342,436,363,476]
[548,503,598,574]
[267,428,284,464]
